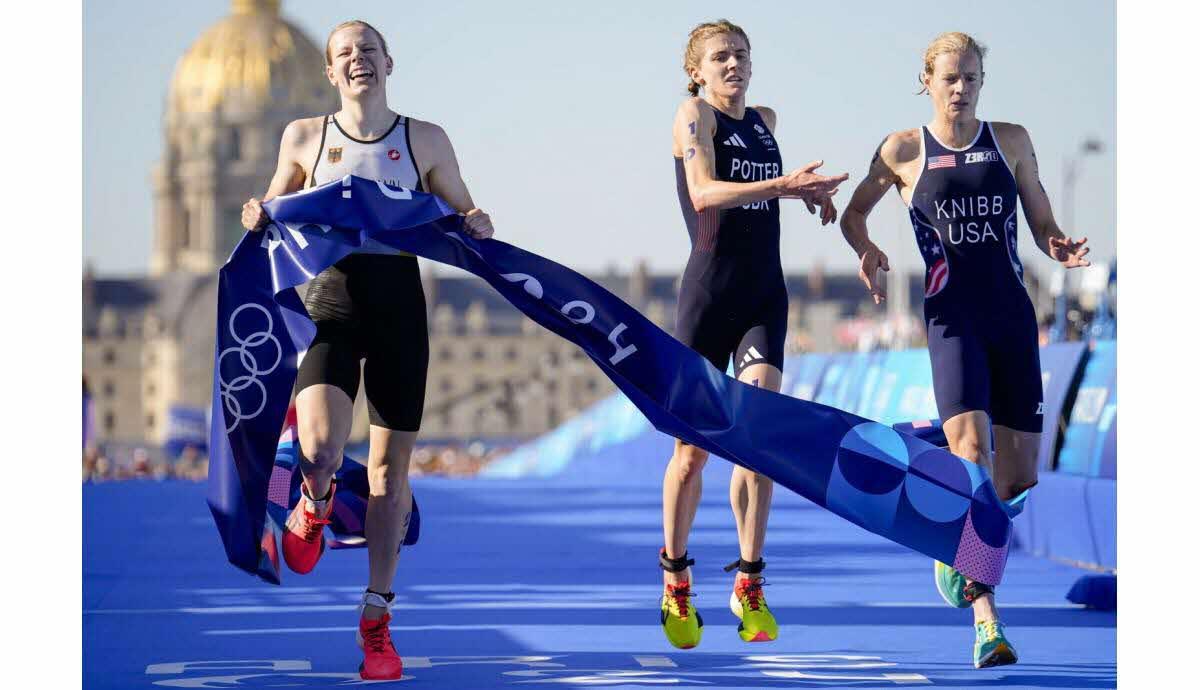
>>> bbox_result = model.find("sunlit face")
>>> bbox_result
[326,25,392,97]
[691,33,751,99]
[924,50,983,121]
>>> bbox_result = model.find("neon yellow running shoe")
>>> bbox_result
[974,620,1018,668]
[729,578,777,642]
[660,582,703,649]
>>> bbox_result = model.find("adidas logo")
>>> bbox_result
[723,133,749,148]
[740,346,764,366]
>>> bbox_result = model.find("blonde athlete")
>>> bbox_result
[241,20,494,681]
[662,18,847,649]
[839,32,1090,668]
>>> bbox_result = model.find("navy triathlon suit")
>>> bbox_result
[294,113,429,431]
[674,105,787,377]
[907,121,1042,432]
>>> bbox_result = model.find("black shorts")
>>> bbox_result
[295,253,429,431]
[674,273,788,378]
[924,298,1043,433]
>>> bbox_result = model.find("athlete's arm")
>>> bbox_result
[674,98,846,213]
[998,122,1090,268]
[241,119,313,231]
[411,119,494,240]
[839,132,912,304]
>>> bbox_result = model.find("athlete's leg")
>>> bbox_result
[286,326,359,574]
[991,426,1040,502]
[362,425,418,620]
[663,440,709,586]
[295,383,354,499]
[941,410,1001,621]
[729,362,782,565]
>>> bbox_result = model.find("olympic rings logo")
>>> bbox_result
[218,303,282,431]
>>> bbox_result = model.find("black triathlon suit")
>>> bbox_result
[294,113,429,431]
[907,121,1043,432]
[674,104,787,377]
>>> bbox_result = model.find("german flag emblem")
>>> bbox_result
[327,147,342,164]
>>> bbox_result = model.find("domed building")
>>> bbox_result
[152,0,336,275]
[85,0,336,449]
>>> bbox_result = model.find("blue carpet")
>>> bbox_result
[84,475,1115,689]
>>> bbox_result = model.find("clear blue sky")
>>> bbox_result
[83,0,1115,279]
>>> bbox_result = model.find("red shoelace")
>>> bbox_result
[361,618,394,653]
[298,508,332,543]
[737,579,764,612]
[666,583,693,620]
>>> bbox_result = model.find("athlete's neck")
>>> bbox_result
[704,93,746,120]
[335,96,398,140]
[928,116,982,148]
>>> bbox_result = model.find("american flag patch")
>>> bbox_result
[927,154,956,170]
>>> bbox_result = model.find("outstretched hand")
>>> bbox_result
[779,160,849,205]
[1049,235,1090,268]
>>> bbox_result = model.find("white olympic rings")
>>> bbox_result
[218,303,282,431]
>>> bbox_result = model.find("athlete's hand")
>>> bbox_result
[801,194,838,226]
[241,198,270,232]
[777,160,849,204]
[1049,235,1090,268]
[463,208,494,240]
[858,244,890,305]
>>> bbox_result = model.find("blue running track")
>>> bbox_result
[84,454,1115,689]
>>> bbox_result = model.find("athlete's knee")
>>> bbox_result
[298,435,344,475]
[367,459,412,500]
[951,438,989,465]
[671,445,709,485]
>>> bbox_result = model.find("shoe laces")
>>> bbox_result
[977,619,1004,642]
[736,578,766,612]
[361,617,394,654]
[665,582,694,620]
[298,505,332,543]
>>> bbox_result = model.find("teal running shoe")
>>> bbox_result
[934,560,971,608]
[974,620,1018,668]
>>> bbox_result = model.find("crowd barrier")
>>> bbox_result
[485,341,1116,601]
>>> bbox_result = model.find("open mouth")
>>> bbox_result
[349,70,375,83]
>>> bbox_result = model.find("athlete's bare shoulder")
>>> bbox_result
[989,121,1032,153]
[751,105,777,132]
[278,116,325,169]
[880,128,922,168]
[676,97,716,128]
[407,117,450,146]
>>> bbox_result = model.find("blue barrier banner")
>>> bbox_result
[859,350,939,425]
[208,175,1017,585]
[782,353,830,402]
[1035,342,1089,472]
[1057,340,1117,477]
[165,405,208,457]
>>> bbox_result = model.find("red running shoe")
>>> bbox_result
[357,592,403,680]
[282,480,335,574]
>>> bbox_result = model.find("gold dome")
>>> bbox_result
[169,0,333,116]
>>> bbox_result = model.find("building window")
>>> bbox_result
[181,205,191,249]
[103,380,115,397]
[146,414,155,430]
[103,348,116,365]
[146,383,156,397]
[104,413,115,432]
[505,347,518,361]
[587,378,599,392]
[439,347,454,361]
[229,126,242,161]
[440,379,452,393]
[472,347,485,361]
